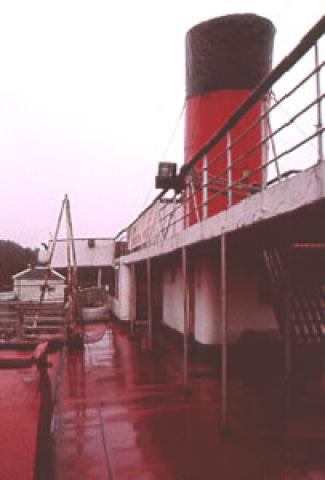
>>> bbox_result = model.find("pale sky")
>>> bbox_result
[0,0,323,247]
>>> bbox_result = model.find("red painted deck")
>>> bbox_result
[53,323,325,480]
[0,347,62,480]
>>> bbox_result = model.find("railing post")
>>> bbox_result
[184,176,190,228]
[173,193,177,236]
[147,258,153,352]
[261,96,268,188]
[226,132,232,207]
[220,233,229,433]
[202,154,208,219]
[189,174,201,223]
[266,104,281,181]
[314,42,323,163]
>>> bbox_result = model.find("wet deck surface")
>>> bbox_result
[53,323,325,479]
[0,348,62,480]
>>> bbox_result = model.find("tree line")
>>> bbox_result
[0,240,37,291]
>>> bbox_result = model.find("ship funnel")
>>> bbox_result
[184,14,275,221]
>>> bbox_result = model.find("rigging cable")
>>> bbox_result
[271,90,317,154]
[140,101,186,212]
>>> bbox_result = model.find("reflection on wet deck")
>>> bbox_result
[53,323,325,479]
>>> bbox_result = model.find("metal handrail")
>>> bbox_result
[124,16,324,252]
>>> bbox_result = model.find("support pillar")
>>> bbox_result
[182,247,191,395]
[129,263,137,340]
[221,233,229,433]
[97,268,102,288]
[284,284,292,411]
[147,258,153,352]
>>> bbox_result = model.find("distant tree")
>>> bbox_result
[0,240,37,290]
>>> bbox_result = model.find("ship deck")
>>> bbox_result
[0,344,63,480]
[52,321,325,480]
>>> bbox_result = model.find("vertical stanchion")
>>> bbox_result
[315,42,323,163]
[266,108,281,182]
[202,154,208,220]
[226,133,232,207]
[284,282,292,411]
[65,199,74,331]
[261,97,268,189]
[147,258,153,353]
[173,193,177,236]
[130,263,136,337]
[189,174,201,223]
[97,268,102,288]
[221,233,229,433]
[184,176,190,229]
[182,247,191,395]
[65,195,78,290]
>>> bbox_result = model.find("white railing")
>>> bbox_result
[126,17,324,252]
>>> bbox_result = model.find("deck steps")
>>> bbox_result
[0,302,67,340]
[263,245,325,346]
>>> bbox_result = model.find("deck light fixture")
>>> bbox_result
[155,162,184,192]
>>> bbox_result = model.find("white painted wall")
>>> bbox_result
[50,238,115,268]
[226,262,276,342]
[112,263,135,322]
[192,252,276,344]
[158,248,276,345]
[193,254,219,344]
[115,245,277,343]
[161,257,184,334]
[14,279,65,302]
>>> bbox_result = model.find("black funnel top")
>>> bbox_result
[186,14,275,98]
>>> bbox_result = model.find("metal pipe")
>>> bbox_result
[182,247,189,388]
[97,268,102,288]
[66,196,78,287]
[206,93,324,195]
[226,132,232,207]
[147,258,153,351]
[48,197,66,265]
[173,193,177,235]
[284,283,292,408]
[221,233,228,432]
[314,42,324,162]
[203,125,325,210]
[202,154,208,219]
[261,97,268,188]
[266,111,281,181]
[40,196,66,303]
[189,175,201,223]
[185,178,190,228]
[130,263,136,337]
[65,199,74,330]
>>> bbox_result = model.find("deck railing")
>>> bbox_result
[124,17,324,252]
